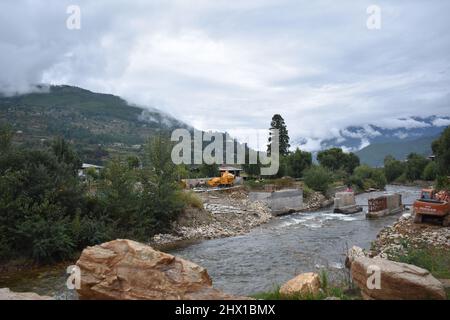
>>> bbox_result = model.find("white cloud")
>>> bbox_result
[1,0,450,150]
[432,117,450,127]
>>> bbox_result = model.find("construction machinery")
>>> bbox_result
[207,171,235,188]
[413,188,450,226]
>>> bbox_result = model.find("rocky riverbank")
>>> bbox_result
[151,188,334,247]
[371,214,450,259]
[150,188,272,247]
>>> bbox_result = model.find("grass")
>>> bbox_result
[251,270,357,300]
[302,183,314,199]
[178,191,203,209]
[390,247,450,279]
[251,285,353,301]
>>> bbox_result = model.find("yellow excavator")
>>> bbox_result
[207,171,235,188]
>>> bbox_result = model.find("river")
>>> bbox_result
[0,185,421,298]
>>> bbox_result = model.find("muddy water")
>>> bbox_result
[0,185,421,298]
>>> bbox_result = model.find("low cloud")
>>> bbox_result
[1,0,450,151]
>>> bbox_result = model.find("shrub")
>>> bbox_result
[422,161,437,181]
[384,156,405,182]
[303,165,333,193]
[350,165,387,190]
[302,184,314,199]
[0,126,186,263]
[178,191,203,209]
[405,153,429,181]
[391,247,450,279]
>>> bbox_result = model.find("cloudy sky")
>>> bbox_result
[1,0,450,150]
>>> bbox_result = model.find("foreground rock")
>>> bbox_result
[76,239,245,300]
[279,272,321,297]
[351,257,446,300]
[0,288,53,300]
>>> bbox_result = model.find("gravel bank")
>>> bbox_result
[371,214,450,259]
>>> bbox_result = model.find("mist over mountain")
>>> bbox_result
[0,85,189,164]
[319,116,448,151]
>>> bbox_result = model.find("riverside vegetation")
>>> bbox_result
[0,126,188,263]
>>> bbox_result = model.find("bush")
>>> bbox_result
[302,184,314,199]
[395,172,408,184]
[391,247,450,279]
[0,127,186,263]
[0,136,88,262]
[178,191,203,209]
[432,126,450,176]
[350,165,387,190]
[285,148,312,178]
[303,165,333,193]
[405,153,429,181]
[422,161,437,181]
[384,156,405,182]
[317,148,360,174]
[436,175,450,190]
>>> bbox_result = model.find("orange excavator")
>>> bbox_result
[207,171,235,188]
[413,188,450,226]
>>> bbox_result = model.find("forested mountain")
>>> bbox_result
[0,85,189,164]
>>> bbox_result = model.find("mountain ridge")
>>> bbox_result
[0,85,189,164]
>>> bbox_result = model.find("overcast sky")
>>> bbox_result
[1,0,450,150]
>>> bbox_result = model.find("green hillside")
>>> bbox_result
[0,85,187,164]
[356,135,436,167]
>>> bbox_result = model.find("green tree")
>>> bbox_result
[432,126,450,176]
[139,134,184,234]
[199,163,220,178]
[303,165,333,193]
[422,161,437,181]
[0,137,87,262]
[51,137,82,174]
[267,114,290,156]
[383,155,405,182]
[0,125,13,152]
[127,155,141,169]
[96,159,140,238]
[317,148,359,174]
[285,148,312,178]
[344,152,360,175]
[350,165,387,190]
[405,153,429,181]
[242,145,261,177]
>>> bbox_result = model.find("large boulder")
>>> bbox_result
[279,272,321,297]
[76,239,243,300]
[351,257,446,300]
[0,288,53,300]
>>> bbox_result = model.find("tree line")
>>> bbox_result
[253,114,450,193]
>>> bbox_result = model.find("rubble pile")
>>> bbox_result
[151,189,272,246]
[371,215,450,259]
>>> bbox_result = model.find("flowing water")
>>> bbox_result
[0,185,421,298]
[168,185,421,295]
